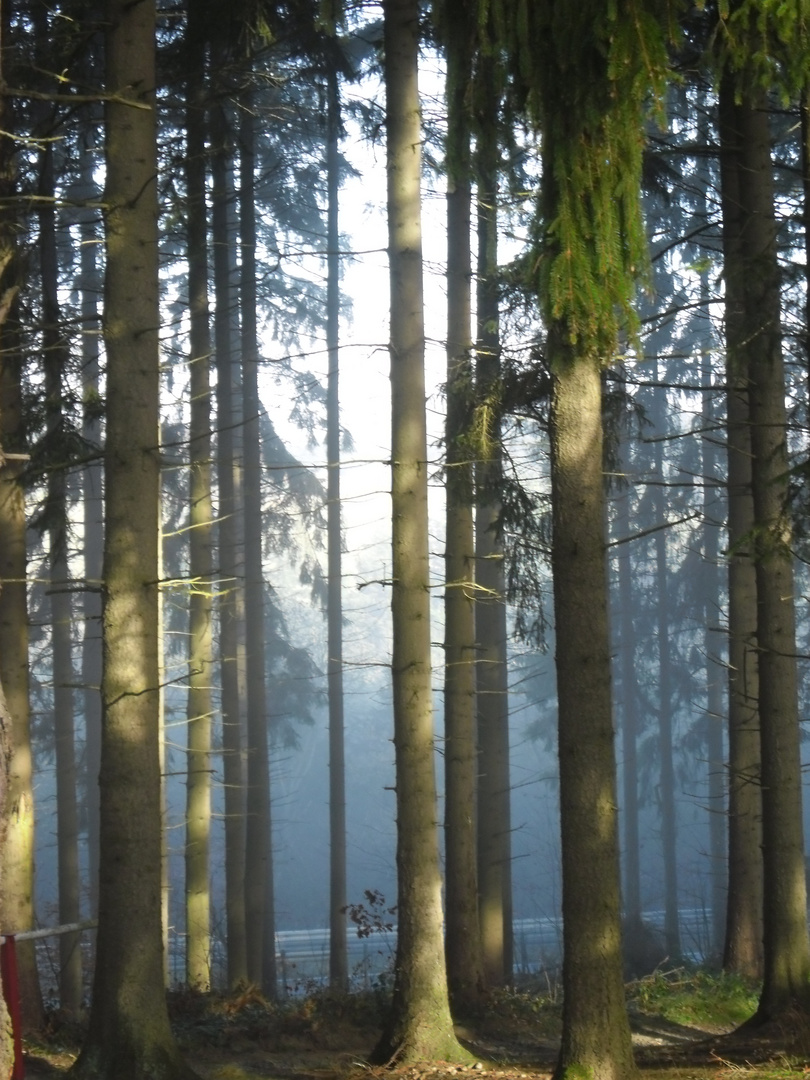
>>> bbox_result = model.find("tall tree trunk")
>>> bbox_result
[730,88,810,1022]
[802,86,810,408]
[158,507,170,986]
[184,7,213,992]
[550,340,635,1080]
[691,117,727,957]
[373,0,468,1061]
[325,55,348,994]
[39,119,82,1013]
[614,476,641,930]
[211,96,248,988]
[701,363,726,957]
[718,79,763,980]
[0,311,40,1032]
[79,126,103,928]
[652,378,680,961]
[239,90,276,997]
[0,2,43,1030]
[71,2,197,1074]
[0,683,17,1078]
[443,0,483,1013]
[473,51,512,987]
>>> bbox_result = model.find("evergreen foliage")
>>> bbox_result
[715,0,810,98]
[494,0,681,360]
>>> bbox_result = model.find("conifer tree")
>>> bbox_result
[71,1,199,1074]
[373,0,469,1061]
[495,2,679,1075]
[716,0,810,1019]
[0,0,41,1045]
[440,0,484,1012]
[210,90,249,988]
[240,78,276,996]
[473,42,513,987]
[184,0,214,992]
[324,42,348,993]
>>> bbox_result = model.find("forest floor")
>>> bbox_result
[19,969,810,1080]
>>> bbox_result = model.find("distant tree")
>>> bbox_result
[210,88,249,989]
[184,0,214,993]
[613,455,643,934]
[701,360,727,959]
[240,77,276,996]
[372,0,469,1061]
[694,130,726,954]
[473,42,513,988]
[440,0,484,1012]
[651,367,681,961]
[324,41,348,993]
[78,126,104,928]
[37,66,83,1013]
[70,1,199,1074]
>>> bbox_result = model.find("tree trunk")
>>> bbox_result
[652,378,680,961]
[184,5,213,992]
[70,2,198,1074]
[718,79,763,980]
[373,0,468,1061]
[0,681,17,1077]
[239,91,276,997]
[730,89,810,1022]
[39,117,83,1013]
[211,95,248,989]
[701,363,726,957]
[551,343,636,1080]
[614,476,641,929]
[0,2,43,1032]
[473,51,512,987]
[443,0,484,1013]
[0,318,42,1036]
[158,506,170,986]
[79,126,103,929]
[325,54,348,994]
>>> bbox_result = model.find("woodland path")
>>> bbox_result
[19,1006,804,1080]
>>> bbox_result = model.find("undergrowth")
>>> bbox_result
[628,967,760,1030]
[166,983,391,1051]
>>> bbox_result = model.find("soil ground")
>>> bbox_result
[18,984,810,1080]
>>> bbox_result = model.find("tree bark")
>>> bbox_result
[325,54,348,994]
[373,0,468,1061]
[239,89,276,996]
[0,306,42,1035]
[211,94,248,989]
[184,4,213,992]
[0,682,17,1077]
[730,89,810,1022]
[70,2,198,1074]
[443,0,484,1013]
[614,476,641,929]
[550,343,636,1080]
[652,376,680,961]
[473,51,512,987]
[78,125,104,930]
[701,363,726,957]
[719,79,763,980]
[39,113,83,1013]
[0,0,42,1039]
